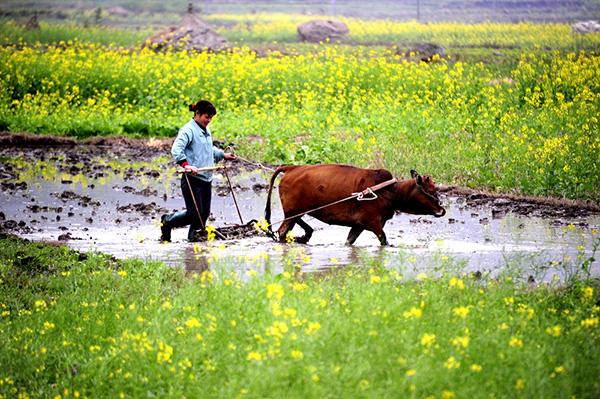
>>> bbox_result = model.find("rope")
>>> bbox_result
[231,154,276,172]
[223,165,244,224]
[183,172,227,240]
[268,178,398,227]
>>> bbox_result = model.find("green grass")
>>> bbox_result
[0,20,155,47]
[2,0,599,23]
[1,235,599,398]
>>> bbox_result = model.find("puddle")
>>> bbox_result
[1,144,598,281]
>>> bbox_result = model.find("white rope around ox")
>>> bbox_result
[269,177,398,227]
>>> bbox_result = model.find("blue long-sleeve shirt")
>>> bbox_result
[171,118,225,182]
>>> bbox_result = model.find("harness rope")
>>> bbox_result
[268,178,398,228]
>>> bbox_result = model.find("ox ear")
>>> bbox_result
[410,169,423,186]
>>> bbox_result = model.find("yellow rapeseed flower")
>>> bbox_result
[292,282,308,292]
[449,277,465,289]
[266,283,284,301]
[452,306,470,319]
[470,364,483,372]
[305,321,321,335]
[157,341,173,364]
[359,379,370,390]
[451,335,470,349]
[184,317,202,329]
[444,356,460,370]
[515,378,525,390]
[285,231,295,243]
[403,307,423,319]
[581,317,598,328]
[509,336,524,348]
[546,325,561,337]
[582,286,594,301]
[421,333,436,347]
[247,351,263,362]
[442,391,456,399]
[416,272,428,281]
[254,218,269,232]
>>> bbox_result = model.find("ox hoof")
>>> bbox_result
[295,235,310,244]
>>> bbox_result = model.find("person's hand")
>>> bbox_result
[184,165,199,175]
[224,152,236,160]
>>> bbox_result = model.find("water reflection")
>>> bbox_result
[182,246,209,274]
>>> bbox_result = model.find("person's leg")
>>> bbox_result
[160,175,194,241]
[199,180,212,226]
[186,178,212,240]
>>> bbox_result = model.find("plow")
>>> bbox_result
[179,162,273,242]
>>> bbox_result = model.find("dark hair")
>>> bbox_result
[189,100,216,116]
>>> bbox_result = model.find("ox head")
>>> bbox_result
[402,169,446,217]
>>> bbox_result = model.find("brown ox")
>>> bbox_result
[264,164,445,245]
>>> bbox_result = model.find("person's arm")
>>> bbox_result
[213,146,225,163]
[171,127,192,166]
[172,126,200,174]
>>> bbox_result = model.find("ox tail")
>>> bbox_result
[264,165,297,231]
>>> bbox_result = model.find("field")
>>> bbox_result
[1,16,599,199]
[1,5,600,398]
[1,234,599,398]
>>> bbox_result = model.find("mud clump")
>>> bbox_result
[118,186,158,197]
[1,181,27,191]
[58,232,81,241]
[53,191,101,207]
[117,202,167,216]
[252,183,269,193]
[27,205,63,213]
[1,219,32,233]
[189,220,266,241]
[441,186,600,219]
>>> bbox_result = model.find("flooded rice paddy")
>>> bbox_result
[1,137,598,281]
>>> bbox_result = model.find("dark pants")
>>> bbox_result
[163,175,212,240]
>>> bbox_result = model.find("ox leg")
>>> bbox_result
[377,231,389,246]
[277,220,296,243]
[370,223,389,246]
[345,226,364,246]
[295,218,313,244]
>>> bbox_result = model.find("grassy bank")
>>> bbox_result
[1,235,599,398]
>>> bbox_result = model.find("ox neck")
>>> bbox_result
[393,179,418,205]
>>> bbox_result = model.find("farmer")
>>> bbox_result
[160,100,236,242]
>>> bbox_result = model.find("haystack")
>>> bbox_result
[572,20,600,34]
[297,20,349,43]
[144,4,228,52]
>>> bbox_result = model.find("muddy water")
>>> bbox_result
[1,160,598,282]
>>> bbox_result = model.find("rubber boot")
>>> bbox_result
[161,211,192,242]
[160,214,171,242]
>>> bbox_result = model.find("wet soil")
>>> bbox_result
[1,132,599,279]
